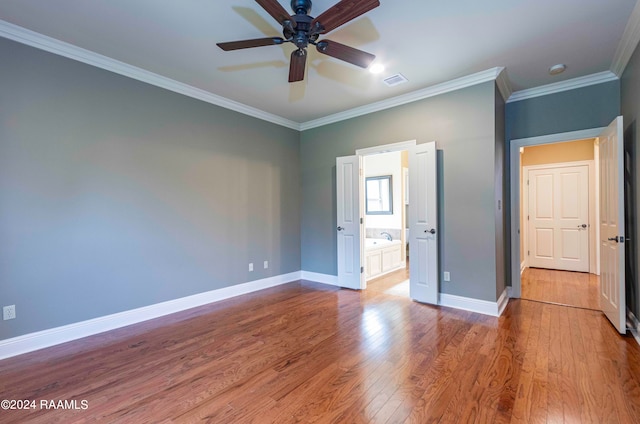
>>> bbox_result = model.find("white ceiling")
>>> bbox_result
[0,0,637,125]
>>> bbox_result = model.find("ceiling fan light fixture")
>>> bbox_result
[369,63,385,74]
[549,64,567,75]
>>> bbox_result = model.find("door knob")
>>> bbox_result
[337,226,344,231]
[424,228,436,234]
[608,236,619,242]
[578,224,587,228]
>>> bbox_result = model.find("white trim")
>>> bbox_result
[520,261,526,275]
[495,67,513,101]
[438,291,506,317]
[611,0,640,77]
[300,67,505,130]
[510,128,605,299]
[497,288,510,316]
[0,271,301,360]
[356,140,417,156]
[301,271,510,317]
[507,71,619,103]
[0,20,300,131]
[300,271,340,287]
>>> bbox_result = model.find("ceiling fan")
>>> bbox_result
[217,0,380,82]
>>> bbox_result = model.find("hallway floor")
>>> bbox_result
[521,267,600,310]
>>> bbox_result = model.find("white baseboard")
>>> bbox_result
[0,271,301,360]
[300,271,339,287]
[439,288,509,317]
[520,261,526,275]
[497,288,510,316]
[301,272,510,317]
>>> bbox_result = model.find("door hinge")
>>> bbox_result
[360,218,363,224]
[527,250,530,256]
[527,179,529,185]
[527,215,529,221]
[360,266,364,274]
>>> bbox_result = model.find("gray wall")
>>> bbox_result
[622,42,640,318]
[0,38,301,340]
[301,82,501,302]
[505,81,621,292]
[506,80,621,141]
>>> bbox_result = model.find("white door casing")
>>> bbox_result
[527,164,590,272]
[336,155,364,290]
[599,116,626,334]
[409,142,438,304]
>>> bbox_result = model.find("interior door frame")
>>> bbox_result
[522,160,596,273]
[355,140,417,289]
[510,128,604,298]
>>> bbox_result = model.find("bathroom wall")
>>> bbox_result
[364,151,402,236]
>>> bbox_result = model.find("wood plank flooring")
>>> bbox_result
[1,277,639,423]
[521,267,600,310]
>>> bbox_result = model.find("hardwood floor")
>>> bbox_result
[1,279,639,423]
[366,264,409,297]
[521,267,600,310]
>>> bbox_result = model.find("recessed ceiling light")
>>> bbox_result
[369,63,385,74]
[549,64,567,75]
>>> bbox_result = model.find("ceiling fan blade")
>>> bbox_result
[289,49,307,82]
[316,40,375,68]
[217,37,285,51]
[255,0,296,27]
[311,0,380,35]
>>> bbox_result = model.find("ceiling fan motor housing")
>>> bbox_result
[285,1,318,49]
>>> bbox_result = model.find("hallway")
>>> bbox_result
[521,268,600,310]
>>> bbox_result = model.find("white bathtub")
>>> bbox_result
[364,239,403,280]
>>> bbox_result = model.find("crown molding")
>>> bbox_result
[495,67,513,102]
[299,67,505,131]
[507,71,619,103]
[611,0,640,77]
[0,20,301,130]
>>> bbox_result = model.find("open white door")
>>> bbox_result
[336,155,364,289]
[599,116,626,333]
[409,142,438,304]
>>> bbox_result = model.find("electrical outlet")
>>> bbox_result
[3,305,16,320]
[264,260,268,269]
[249,263,253,272]
[443,271,450,282]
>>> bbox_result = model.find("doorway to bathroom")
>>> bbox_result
[362,150,410,297]
[336,139,439,304]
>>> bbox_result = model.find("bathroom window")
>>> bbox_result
[366,175,393,215]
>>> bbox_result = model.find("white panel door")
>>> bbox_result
[599,117,626,333]
[336,155,363,290]
[409,142,438,304]
[528,165,589,272]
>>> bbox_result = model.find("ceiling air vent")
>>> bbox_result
[383,73,408,87]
